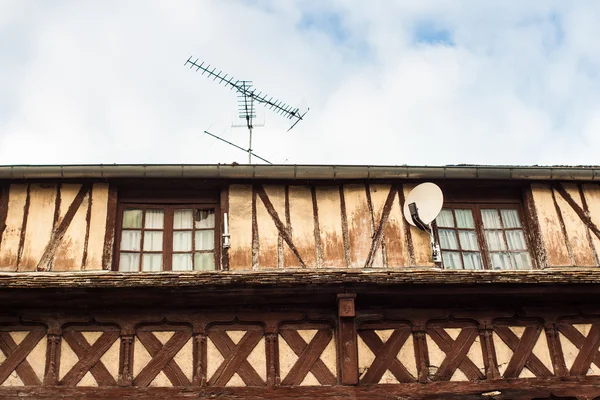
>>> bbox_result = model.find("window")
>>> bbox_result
[435,204,532,270]
[116,205,218,272]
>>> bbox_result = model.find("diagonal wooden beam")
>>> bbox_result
[61,331,120,386]
[280,329,336,385]
[558,324,600,372]
[427,328,483,381]
[255,186,306,268]
[554,183,600,243]
[63,331,117,386]
[133,331,190,387]
[495,326,552,378]
[0,331,44,385]
[135,331,190,386]
[568,324,600,376]
[37,185,90,271]
[280,329,335,386]
[359,329,414,384]
[364,186,397,269]
[208,330,265,387]
[431,328,479,381]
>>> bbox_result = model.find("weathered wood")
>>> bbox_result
[364,186,397,269]
[0,186,9,253]
[427,328,483,381]
[280,329,335,386]
[495,326,552,378]
[0,185,28,271]
[359,329,415,383]
[207,329,265,386]
[102,185,117,270]
[1,378,600,399]
[60,330,118,386]
[337,294,358,385]
[135,331,190,387]
[0,330,45,385]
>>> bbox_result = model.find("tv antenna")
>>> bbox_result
[403,183,444,264]
[185,56,309,163]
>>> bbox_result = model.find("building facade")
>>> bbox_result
[0,164,600,399]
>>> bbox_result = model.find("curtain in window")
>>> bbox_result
[174,210,193,229]
[121,230,141,251]
[437,210,454,227]
[196,210,215,229]
[491,253,512,269]
[145,210,164,229]
[119,253,139,272]
[463,253,482,269]
[485,230,506,251]
[482,209,502,229]
[506,230,527,250]
[439,229,458,249]
[173,231,192,252]
[123,209,142,228]
[442,251,462,269]
[143,232,163,251]
[195,253,215,270]
[455,209,474,228]
[500,209,521,228]
[459,231,479,251]
[195,231,214,250]
[142,254,162,272]
[172,254,192,271]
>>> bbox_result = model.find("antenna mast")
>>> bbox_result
[185,56,309,163]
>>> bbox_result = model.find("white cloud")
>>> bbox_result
[1,0,600,165]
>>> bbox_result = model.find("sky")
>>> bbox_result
[2,1,600,166]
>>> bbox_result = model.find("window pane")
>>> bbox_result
[436,209,454,228]
[501,209,521,228]
[455,209,474,229]
[442,251,463,269]
[173,231,192,252]
[195,230,214,251]
[145,209,164,229]
[142,254,162,272]
[481,209,502,229]
[459,230,479,251]
[195,210,215,229]
[119,253,139,272]
[486,230,506,251]
[194,252,215,271]
[491,252,512,270]
[123,209,142,228]
[174,209,193,229]
[143,231,163,251]
[463,253,483,270]
[511,252,532,270]
[172,254,192,271]
[121,230,141,251]
[506,230,527,250]
[439,229,459,249]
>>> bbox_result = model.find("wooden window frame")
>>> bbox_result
[114,203,220,272]
[435,201,536,270]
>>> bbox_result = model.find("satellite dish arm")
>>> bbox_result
[408,202,430,232]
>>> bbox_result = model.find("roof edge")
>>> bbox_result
[0,164,598,181]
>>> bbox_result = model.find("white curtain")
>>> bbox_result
[195,230,214,251]
[143,231,163,251]
[506,230,526,250]
[174,210,193,229]
[145,210,164,229]
[463,253,482,269]
[485,230,506,251]
[439,229,458,249]
[123,209,142,228]
[119,253,139,272]
[481,209,501,229]
[173,231,192,252]
[142,254,162,272]
[511,252,531,269]
[172,254,192,271]
[501,209,521,228]
[455,209,474,229]
[491,252,512,269]
[442,251,462,269]
[459,231,479,250]
[196,210,215,229]
[121,230,141,251]
[194,253,215,270]
[436,209,454,228]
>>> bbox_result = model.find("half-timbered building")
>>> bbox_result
[1,164,600,399]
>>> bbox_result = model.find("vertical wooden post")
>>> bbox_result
[413,323,429,383]
[192,330,207,386]
[43,330,61,386]
[545,322,567,377]
[479,322,500,380]
[118,331,134,386]
[265,332,279,386]
[337,293,358,385]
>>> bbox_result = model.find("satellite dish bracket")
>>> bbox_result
[408,202,430,232]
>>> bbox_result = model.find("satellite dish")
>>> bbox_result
[403,182,444,264]
[403,183,444,230]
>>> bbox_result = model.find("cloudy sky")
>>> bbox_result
[1,1,600,166]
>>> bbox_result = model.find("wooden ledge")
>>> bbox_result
[1,268,600,290]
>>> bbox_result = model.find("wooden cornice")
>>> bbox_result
[1,268,600,290]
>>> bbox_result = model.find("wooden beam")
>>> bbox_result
[337,293,358,385]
